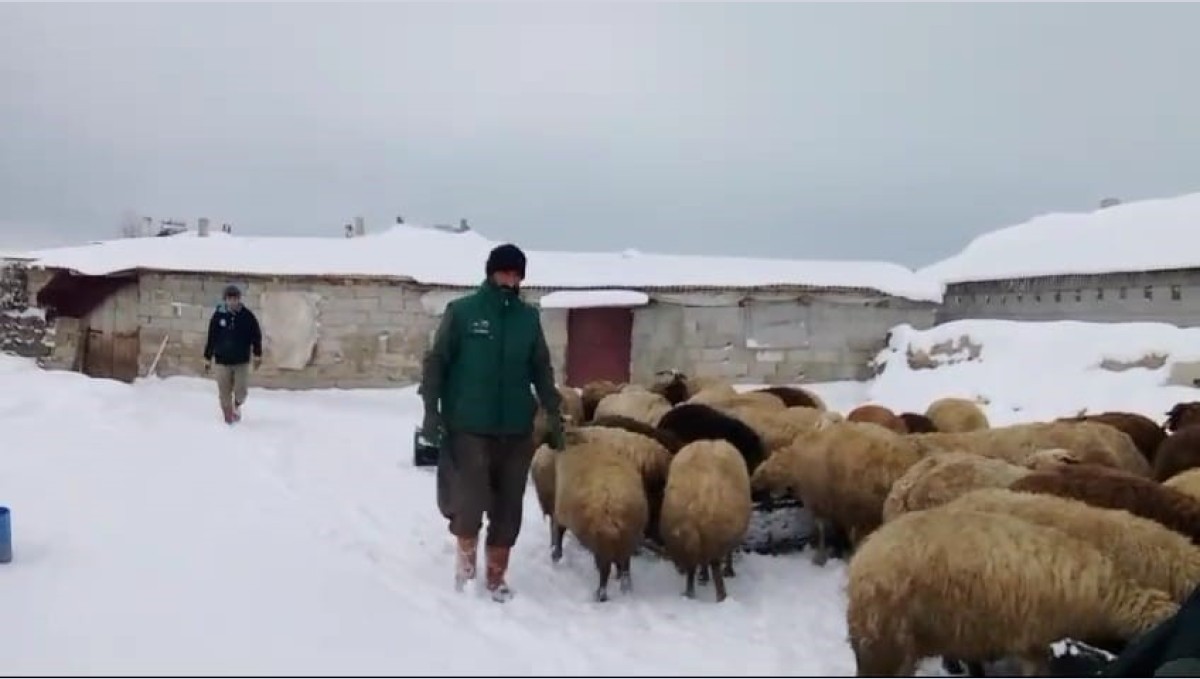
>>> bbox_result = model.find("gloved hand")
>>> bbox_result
[252,355,263,371]
[546,412,565,451]
[421,407,444,447]
[203,359,212,373]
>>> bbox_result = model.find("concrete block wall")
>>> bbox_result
[938,269,1200,326]
[138,273,445,388]
[632,294,937,384]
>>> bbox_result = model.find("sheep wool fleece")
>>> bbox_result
[420,279,561,436]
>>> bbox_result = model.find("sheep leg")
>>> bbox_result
[594,555,611,603]
[722,550,736,578]
[684,566,697,599]
[710,559,728,602]
[698,563,710,585]
[617,557,633,594]
[550,521,566,563]
[812,519,830,567]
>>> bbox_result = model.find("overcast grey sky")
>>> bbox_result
[2,2,1199,266]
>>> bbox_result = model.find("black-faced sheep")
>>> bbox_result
[580,380,623,422]
[948,487,1200,602]
[1010,463,1200,545]
[847,404,907,434]
[924,397,990,433]
[593,390,672,427]
[1059,411,1165,466]
[551,430,650,602]
[658,439,752,602]
[656,403,768,477]
[648,370,691,406]
[1154,427,1200,483]
[752,385,826,410]
[881,449,1080,523]
[898,412,938,433]
[846,507,1179,676]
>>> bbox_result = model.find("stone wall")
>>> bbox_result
[627,291,938,383]
[137,272,451,388]
[0,262,51,359]
[938,269,1200,326]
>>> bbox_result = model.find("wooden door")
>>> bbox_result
[82,283,141,383]
[565,307,633,387]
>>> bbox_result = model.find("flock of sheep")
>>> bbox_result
[524,371,1200,676]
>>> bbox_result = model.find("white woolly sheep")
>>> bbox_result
[658,439,753,602]
[594,390,673,427]
[1165,468,1200,501]
[846,507,1179,676]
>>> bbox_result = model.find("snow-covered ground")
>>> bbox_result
[3,317,1199,675]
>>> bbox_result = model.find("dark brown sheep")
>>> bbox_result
[899,412,939,434]
[1165,402,1200,433]
[1059,412,1165,466]
[753,386,823,409]
[1154,427,1200,483]
[1010,463,1200,545]
[847,404,907,434]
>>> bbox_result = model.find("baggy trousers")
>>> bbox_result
[214,362,250,412]
[437,431,535,548]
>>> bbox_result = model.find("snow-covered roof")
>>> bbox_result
[1,249,32,262]
[25,225,944,302]
[921,191,1200,285]
[538,289,650,309]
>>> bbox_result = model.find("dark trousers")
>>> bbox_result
[437,431,535,548]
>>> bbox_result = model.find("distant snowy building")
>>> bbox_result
[923,191,1200,327]
[18,222,941,388]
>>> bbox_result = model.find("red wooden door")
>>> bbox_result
[565,307,633,387]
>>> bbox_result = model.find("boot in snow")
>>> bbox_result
[232,401,243,423]
[222,404,236,425]
[454,535,478,592]
[485,545,513,602]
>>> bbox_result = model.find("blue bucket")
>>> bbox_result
[0,506,11,564]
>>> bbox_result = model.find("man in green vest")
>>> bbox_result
[419,243,564,602]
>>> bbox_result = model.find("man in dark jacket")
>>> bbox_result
[419,243,563,602]
[203,284,263,424]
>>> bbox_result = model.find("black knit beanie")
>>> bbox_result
[486,243,527,278]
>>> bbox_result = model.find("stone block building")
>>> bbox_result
[21,223,941,389]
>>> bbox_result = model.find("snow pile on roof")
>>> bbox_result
[869,319,1200,425]
[537,289,650,309]
[920,191,1200,284]
[1,249,31,262]
[26,224,944,302]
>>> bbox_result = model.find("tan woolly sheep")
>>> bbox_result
[751,421,924,565]
[580,380,623,422]
[532,385,587,446]
[925,397,990,433]
[686,388,786,411]
[881,449,1081,522]
[551,431,650,602]
[1165,468,1200,501]
[594,390,673,427]
[908,421,1148,477]
[947,487,1200,603]
[718,404,839,453]
[659,439,753,602]
[846,507,1179,676]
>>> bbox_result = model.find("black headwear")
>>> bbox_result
[485,243,527,279]
[223,284,242,298]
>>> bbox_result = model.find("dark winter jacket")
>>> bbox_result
[204,304,263,366]
[1101,583,1200,677]
[418,279,561,436]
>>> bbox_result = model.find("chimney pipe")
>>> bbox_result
[197,217,210,237]
[354,216,366,237]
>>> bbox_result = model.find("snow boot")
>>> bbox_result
[485,545,513,603]
[454,535,478,592]
[222,404,236,425]
[232,400,243,423]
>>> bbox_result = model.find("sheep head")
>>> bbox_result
[1165,402,1200,432]
[1023,448,1082,471]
